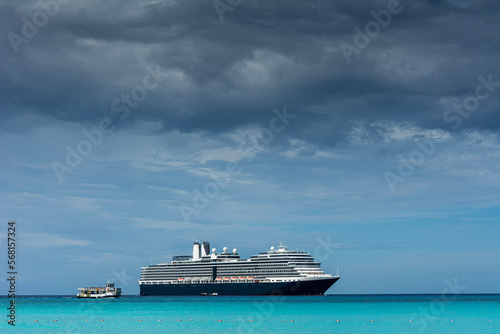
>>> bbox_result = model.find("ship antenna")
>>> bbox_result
[336,265,339,276]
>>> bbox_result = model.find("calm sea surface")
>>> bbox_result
[4,294,500,333]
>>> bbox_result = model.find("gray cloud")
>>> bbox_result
[1,0,500,147]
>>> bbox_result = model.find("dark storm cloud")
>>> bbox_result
[1,0,500,145]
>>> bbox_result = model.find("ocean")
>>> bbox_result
[4,294,500,333]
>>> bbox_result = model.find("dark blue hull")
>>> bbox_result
[140,277,339,296]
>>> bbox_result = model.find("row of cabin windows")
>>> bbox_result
[144,268,299,275]
[144,264,320,272]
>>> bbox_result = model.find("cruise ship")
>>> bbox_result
[139,242,340,296]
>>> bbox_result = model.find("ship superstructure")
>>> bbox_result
[139,242,340,296]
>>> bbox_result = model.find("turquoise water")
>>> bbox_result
[3,295,500,333]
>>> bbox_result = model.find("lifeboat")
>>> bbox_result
[239,277,246,280]
[223,277,230,280]
[178,278,184,281]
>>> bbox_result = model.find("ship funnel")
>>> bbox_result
[193,242,201,260]
[201,241,210,257]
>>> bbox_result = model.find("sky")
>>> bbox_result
[0,0,499,295]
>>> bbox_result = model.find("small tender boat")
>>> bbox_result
[76,280,122,299]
